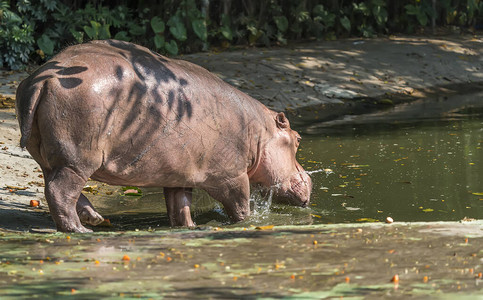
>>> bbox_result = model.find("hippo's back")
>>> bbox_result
[17,40,271,188]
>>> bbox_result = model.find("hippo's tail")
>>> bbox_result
[15,78,47,148]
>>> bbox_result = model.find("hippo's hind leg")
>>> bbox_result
[164,187,195,227]
[44,167,93,233]
[77,194,104,226]
[206,173,251,222]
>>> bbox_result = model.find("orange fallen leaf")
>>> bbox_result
[122,255,130,261]
[423,276,428,283]
[98,218,112,227]
[391,274,399,283]
[255,225,274,230]
[29,200,40,207]
[345,276,350,283]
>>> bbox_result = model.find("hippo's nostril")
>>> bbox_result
[301,200,309,208]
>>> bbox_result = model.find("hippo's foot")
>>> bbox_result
[78,206,104,226]
[44,167,97,233]
[57,223,93,233]
[164,187,196,228]
[76,194,104,226]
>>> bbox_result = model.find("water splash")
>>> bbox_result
[249,187,274,222]
[306,168,334,176]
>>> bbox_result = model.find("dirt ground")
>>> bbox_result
[0,35,482,298]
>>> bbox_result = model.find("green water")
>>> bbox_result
[300,115,482,224]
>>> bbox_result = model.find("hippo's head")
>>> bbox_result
[250,112,312,207]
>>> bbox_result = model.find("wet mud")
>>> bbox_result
[0,222,481,299]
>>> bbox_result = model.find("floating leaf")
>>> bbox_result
[422,208,434,212]
[471,192,483,196]
[356,218,379,222]
[121,186,142,196]
[256,225,274,230]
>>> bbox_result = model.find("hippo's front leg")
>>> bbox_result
[164,187,195,227]
[206,174,251,222]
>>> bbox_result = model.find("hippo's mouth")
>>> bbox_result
[272,176,311,207]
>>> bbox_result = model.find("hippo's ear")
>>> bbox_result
[275,112,289,129]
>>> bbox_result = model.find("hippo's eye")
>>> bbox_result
[296,136,301,144]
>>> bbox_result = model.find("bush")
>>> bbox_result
[1,0,482,70]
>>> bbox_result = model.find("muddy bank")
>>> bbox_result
[0,222,482,299]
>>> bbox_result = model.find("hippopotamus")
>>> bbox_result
[16,40,312,233]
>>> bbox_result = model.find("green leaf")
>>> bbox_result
[373,6,388,25]
[164,39,178,55]
[121,186,143,196]
[129,24,145,36]
[417,11,428,26]
[83,21,100,39]
[99,24,111,39]
[37,34,54,56]
[354,2,370,15]
[151,16,165,33]
[340,16,351,32]
[168,15,187,41]
[154,34,165,49]
[405,4,419,16]
[220,26,233,40]
[114,31,130,41]
[191,19,207,41]
[69,29,84,43]
[221,14,231,27]
[313,4,326,17]
[273,16,288,32]
[276,32,287,45]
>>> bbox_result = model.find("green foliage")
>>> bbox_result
[1,0,483,69]
[0,1,34,70]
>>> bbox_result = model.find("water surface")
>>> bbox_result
[301,111,482,224]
